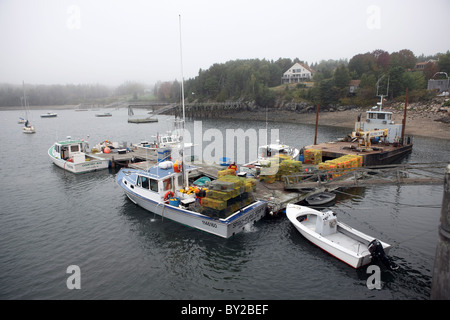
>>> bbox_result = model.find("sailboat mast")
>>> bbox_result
[179,15,188,189]
[179,15,186,122]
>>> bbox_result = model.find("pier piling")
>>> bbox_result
[431,164,450,299]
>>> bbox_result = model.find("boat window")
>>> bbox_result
[368,112,376,119]
[377,113,385,120]
[386,114,392,120]
[167,137,172,142]
[70,145,79,152]
[150,179,158,192]
[137,175,141,187]
[141,176,149,189]
[55,145,60,153]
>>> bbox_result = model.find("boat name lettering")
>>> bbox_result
[202,220,217,228]
[231,205,264,229]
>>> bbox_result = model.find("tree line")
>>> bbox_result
[0,81,151,107]
[154,49,450,108]
[2,49,449,108]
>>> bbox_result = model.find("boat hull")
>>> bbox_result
[117,170,267,238]
[287,204,390,268]
[48,146,109,174]
[22,127,35,134]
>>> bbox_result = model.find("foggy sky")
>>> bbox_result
[1,0,449,87]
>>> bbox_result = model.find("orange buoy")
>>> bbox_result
[104,147,111,154]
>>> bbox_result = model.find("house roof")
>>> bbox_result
[285,62,315,74]
[349,80,361,86]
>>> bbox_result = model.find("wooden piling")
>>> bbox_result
[431,164,450,299]
[314,104,319,145]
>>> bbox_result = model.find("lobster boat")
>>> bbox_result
[116,162,267,238]
[48,138,109,174]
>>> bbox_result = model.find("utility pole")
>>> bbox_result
[431,164,450,299]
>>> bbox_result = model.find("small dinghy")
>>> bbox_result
[305,192,336,206]
[286,204,397,269]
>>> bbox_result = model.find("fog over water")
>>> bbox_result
[1,0,449,86]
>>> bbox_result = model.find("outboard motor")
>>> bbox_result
[368,239,398,270]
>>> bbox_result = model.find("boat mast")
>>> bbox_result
[376,75,389,111]
[179,15,188,189]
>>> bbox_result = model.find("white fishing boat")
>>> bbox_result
[48,137,109,173]
[257,141,300,163]
[241,140,300,177]
[116,16,267,238]
[286,204,396,269]
[95,112,112,117]
[40,112,57,118]
[116,163,267,238]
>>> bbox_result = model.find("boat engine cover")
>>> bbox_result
[316,210,337,236]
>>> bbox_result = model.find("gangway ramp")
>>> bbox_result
[283,162,447,190]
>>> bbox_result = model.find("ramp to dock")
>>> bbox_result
[283,162,447,190]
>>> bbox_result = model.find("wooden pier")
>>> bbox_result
[93,148,447,214]
[93,147,158,168]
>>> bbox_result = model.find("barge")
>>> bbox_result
[303,95,413,166]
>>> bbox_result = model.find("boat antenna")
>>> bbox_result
[376,75,389,111]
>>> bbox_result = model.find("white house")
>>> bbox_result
[281,62,315,84]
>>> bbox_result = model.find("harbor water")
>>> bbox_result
[0,107,449,300]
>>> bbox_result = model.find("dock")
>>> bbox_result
[94,148,344,214]
[93,148,446,215]
[93,147,158,168]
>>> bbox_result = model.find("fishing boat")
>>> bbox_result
[305,191,336,206]
[257,141,300,163]
[286,204,397,269]
[48,137,109,173]
[241,140,300,177]
[116,163,267,238]
[95,112,112,117]
[40,112,58,118]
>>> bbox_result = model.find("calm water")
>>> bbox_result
[0,107,449,300]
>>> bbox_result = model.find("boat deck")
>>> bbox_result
[304,140,413,166]
[301,215,367,254]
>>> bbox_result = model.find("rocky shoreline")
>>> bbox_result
[175,98,450,140]
[3,97,449,140]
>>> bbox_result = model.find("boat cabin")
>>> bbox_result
[124,162,198,205]
[356,109,403,144]
[258,143,294,159]
[53,140,88,163]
